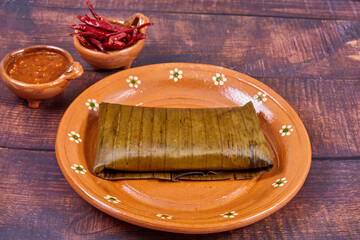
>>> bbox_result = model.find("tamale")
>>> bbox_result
[93,102,273,181]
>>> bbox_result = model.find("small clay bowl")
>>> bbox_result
[73,13,150,70]
[0,45,83,108]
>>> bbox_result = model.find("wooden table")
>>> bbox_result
[1,0,359,239]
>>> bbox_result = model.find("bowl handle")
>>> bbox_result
[64,62,84,80]
[129,13,150,33]
[108,13,150,33]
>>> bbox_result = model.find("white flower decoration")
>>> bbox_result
[104,195,120,203]
[156,214,173,220]
[85,99,99,111]
[71,164,87,174]
[68,131,82,143]
[220,211,238,218]
[279,125,294,136]
[212,73,227,85]
[126,76,141,88]
[169,68,183,82]
[272,178,287,187]
[254,92,268,103]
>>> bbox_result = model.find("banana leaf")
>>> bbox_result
[93,102,273,181]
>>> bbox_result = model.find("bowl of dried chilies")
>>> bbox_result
[69,0,153,69]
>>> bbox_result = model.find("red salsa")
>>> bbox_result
[7,51,70,84]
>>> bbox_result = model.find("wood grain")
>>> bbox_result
[1,8,360,79]
[2,0,360,20]
[0,148,359,239]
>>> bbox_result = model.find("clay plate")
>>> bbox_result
[56,63,311,234]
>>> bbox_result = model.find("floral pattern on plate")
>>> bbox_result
[156,214,173,220]
[71,164,87,174]
[254,92,268,103]
[68,131,82,143]
[280,125,294,136]
[169,68,183,82]
[86,99,99,111]
[212,73,227,85]
[104,195,121,203]
[126,76,141,88]
[220,211,238,218]
[272,178,287,187]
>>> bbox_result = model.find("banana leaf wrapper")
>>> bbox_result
[93,102,273,181]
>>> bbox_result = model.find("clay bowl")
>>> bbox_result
[73,13,150,70]
[0,45,83,108]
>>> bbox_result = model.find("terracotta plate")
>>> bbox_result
[56,63,311,234]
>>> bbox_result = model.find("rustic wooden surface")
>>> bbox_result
[0,0,359,239]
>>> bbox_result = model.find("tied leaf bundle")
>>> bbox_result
[93,102,273,181]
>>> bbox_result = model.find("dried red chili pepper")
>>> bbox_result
[68,31,99,39]
[112,25,133,33]
[126,33,131,42]
[103,42,125,51]
[125,28,138,47]
[88,38,106,52]
[77,14,115,32]
[86,0,107,22]
[104,31,120,37]
[102,42,114,51]
[76,36,96,50]
[136,22,153,32]
[114,40,126,46]
[137,33,147,40]
[108,32,127,44]
[69,24,111,36]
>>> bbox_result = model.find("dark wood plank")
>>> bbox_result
[0,71,107,151]
[1,7,360,79]
[0,73,359,158]
[0,148,359,239]
[2,0,360,20]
